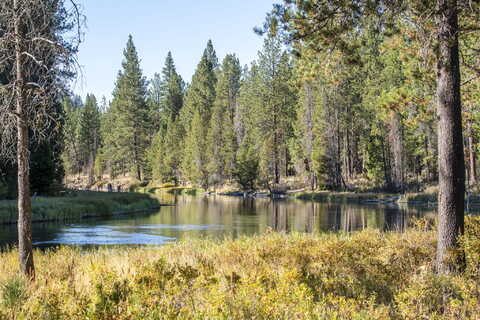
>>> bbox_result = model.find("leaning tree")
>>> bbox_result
[0,0,82,278]
[260,0,480,273]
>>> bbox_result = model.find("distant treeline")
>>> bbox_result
[62,25,479,192]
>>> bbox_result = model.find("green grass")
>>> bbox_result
[0,216,479,319]
[0,191,161,225]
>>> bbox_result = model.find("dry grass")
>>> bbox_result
[0,216,479,319]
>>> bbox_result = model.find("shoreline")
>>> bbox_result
[0,204,173,226]
[0,191,166,226]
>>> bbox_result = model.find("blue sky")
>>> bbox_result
[73,0,276,102]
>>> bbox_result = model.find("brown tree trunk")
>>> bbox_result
[468,121,476,185]
[88,152,94,186]
[14,0,35,278]
[304,83,314,188]
[389,111,404,192]
[273,113,280,184]
[435,0,465,274]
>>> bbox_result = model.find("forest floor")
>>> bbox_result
[0,191,162,225]
[0,216,479,319]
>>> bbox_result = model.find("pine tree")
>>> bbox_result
[264,0,480,273]
[254,35,297,186]
[148,52,184,130]
[205,39,219,70]
[180,42,217,128]
[62,96,82,176]
[161,118,184,184]
[79,94,101,185]
[207,54,242,186]
[182,110,209,188]
[107,35,150,181]
[233,136,259,191]
[179,41,218,187]
[147,52,185,182]
[161,52,184,122]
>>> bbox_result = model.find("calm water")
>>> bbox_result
[0,194,437,249]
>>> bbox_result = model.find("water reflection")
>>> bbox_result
[0,194,437,249]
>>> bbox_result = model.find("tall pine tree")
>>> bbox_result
[180,41,218,187]
[80,94,101,185]
[207,54,242,186]
[107,35,150,181]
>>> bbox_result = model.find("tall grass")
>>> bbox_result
[0,191,161,225]
[0,216,479,319]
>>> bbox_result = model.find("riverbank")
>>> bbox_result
[102,179,480,208]
[293,190,480,209]
[0,216,479,319]
[0,191,162,225]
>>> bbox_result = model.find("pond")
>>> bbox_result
[0,193,438,249]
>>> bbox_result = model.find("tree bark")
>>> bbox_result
[435,0,466,274]
[304,82,315,189]
[14,0,35,279]
[273,112,280,184]
[389,111,404,192]
[468,120,476,185]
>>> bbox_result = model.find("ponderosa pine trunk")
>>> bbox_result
[435,0,466,274]
[14,0,35,278]
[468,121,476,185]
[303,83,315,190]
[389,111,404,192]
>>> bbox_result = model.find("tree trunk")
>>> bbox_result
[435,0,465,274]
[14,0,35,278]
[88,152,94,186]
[273,112,280,185]
[133,134,141,181]
[389,111,404,191]
[468,121,476,185]
[381,139,390,186]
[304,83,314,188]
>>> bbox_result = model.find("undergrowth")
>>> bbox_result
[0,216,479,319]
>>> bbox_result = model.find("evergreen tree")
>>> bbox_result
[161,118,184,184]
[161,52,184,122]
[79,94,101,185]
[62,95,82,176]
[233,136,259,191]
[207,54,242,186]
[264,0,480,273]
[148,52,184,130]
[205,39,219,70]
[182,110,209,188]
[254,35,297,186]
[107,35,150,181]
[180,41,218,187]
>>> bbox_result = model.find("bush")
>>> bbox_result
[1,277,27,310]
[0,218,479,319]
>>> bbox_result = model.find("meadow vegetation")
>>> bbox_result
[0,216,479,319]
[0,191,161,225]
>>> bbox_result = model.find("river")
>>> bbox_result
[0,193,438,249]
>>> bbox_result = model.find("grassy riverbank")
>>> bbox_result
[1,216,479,319]
[293,189,480,208]
[0,191,161,225]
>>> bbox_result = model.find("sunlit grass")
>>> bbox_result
[0,191,161,224]
[1,216,479,319]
